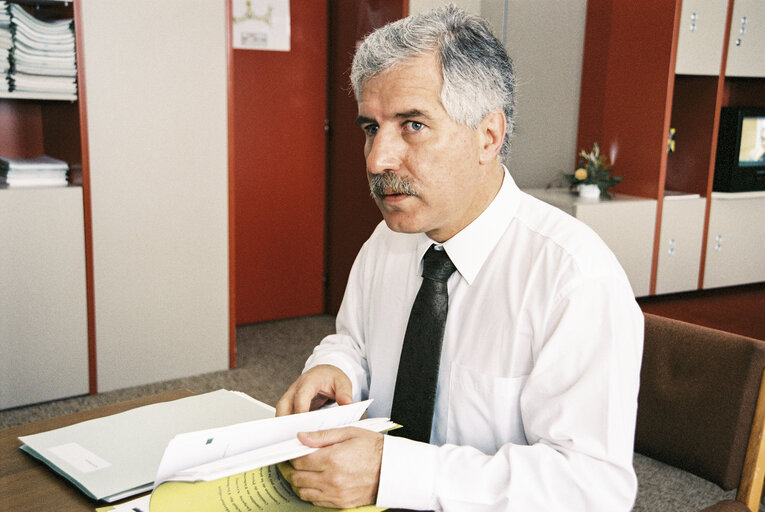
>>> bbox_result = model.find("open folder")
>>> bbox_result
[17,390,276,502]
[19,389,396,510]
[143,401,395,512]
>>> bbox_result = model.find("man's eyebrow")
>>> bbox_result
[355,115,376,126]
[356,110,432,126]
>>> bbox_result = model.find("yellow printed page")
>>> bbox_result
[150,464,384,512]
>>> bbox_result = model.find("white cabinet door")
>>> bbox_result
[575,199,657,297]
[0,188,88,409]
[80,0,230,392]
[675,0,729,75]
[703,192,765,288]
[655,196,706,294]
[726,0,765,77]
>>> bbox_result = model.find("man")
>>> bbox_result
[276,6,643,511]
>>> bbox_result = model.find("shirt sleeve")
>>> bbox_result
[303,240,371,403]
[376,277,643,512]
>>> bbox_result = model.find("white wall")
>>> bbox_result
[409,0,587,188]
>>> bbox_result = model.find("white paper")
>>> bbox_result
[168,417,397,484]
[231,0,290,51]
[154,400,382,487]
[97,495,151,512]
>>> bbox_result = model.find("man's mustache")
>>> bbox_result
[369,172,418,199]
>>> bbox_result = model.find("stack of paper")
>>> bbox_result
[3,1,76,97]
[0,3,10,78]
[0,154,69,187]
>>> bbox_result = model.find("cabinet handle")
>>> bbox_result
[735,17,747,46]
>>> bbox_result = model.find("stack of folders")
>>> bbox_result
[0,155,69,187]
[0,4,9,78]
[1,1,76,97]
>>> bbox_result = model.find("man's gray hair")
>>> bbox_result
[350,4,515,159]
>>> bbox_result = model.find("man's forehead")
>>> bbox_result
[357,85,444,121]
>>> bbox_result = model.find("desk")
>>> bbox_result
[0,389,194,512]
[1,389,416,512]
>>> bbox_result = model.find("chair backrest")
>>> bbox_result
[636,313,765,509]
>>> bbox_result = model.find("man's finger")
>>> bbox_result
[297,426,359,448]
[275,388,296,416]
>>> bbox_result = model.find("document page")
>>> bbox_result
[155,401,389,485]
[150,464,384,512]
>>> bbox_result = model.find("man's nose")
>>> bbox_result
[366,127,403,175]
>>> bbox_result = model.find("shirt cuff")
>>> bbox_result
[376,434,440,511]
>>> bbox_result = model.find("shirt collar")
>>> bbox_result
[417,165,520,285]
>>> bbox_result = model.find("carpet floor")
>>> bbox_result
[638,281,765,341]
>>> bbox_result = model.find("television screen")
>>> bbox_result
[715,107,765,192]
[738,115,765,165]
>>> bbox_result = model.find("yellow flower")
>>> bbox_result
[574,168,588,181]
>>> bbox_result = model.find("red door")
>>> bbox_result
[324,0,407,314]
[231,0,407,325]
[232,1,328,324]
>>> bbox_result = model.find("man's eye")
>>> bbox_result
[364,124,379,135]
[408,121,424,131]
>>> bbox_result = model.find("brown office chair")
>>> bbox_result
[636,313,765,512]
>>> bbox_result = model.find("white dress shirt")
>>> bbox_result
[303,169,643,511]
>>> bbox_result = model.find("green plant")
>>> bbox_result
[563,143,623,197]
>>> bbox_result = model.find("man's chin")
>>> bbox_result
[379,214,424,234]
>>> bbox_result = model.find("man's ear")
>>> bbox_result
[477,110,506,165]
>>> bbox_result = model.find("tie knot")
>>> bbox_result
[422,245,457,283]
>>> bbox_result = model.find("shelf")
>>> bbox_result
[8,0,72,5]
[0,184,80,191]
[0,91,77,101]
[711,190,765,200]
[525,187,655,214]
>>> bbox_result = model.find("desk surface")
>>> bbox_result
[0,389,194,512]
[1,390,416,512]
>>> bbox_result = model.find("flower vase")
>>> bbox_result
[578,184,601,200]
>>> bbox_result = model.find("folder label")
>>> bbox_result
[49,442,111,473]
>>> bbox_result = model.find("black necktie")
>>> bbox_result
[389,244,457,443]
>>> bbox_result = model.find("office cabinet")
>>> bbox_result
[0,1,89,409]
[524,188,656,297]
[0,187,89,409]
[725,0,765,77]
[2,0,232,408]
[578,0,765,295]
[654,196,707,294]
[703,192,765,288]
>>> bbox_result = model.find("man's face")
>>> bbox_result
[356,53,500,242]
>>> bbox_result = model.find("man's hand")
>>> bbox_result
[276,365,353,416]
[278,427,384,509]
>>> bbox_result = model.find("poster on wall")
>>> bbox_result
[232,0,291,51]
